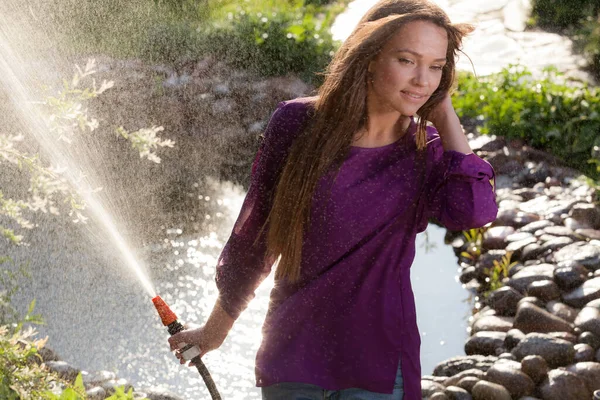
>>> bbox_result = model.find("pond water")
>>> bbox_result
[8,177,471,399]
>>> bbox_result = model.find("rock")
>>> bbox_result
[522,243,548,261]
[37,346,60,363]
[565,362,600,395]
[443,369,485,387]
[460,266,480,284]
[477,250,509,270]
[579,331,600,350]
[494,210,540,229]
[472,316,514,334]
[456,376,480,392]
[465,332,507,356]
[433,355,498,377]
[444,385,472,400]
[538,237,574,254]
[564,217,593,231]
[471,380,512,400]
[85,387,106,400]
[513,302,573,334]
[574,299,600,338]
[101,379,133,395]
[45,361,80,382]
[143,387,185,400]
[505,237,538,258]
[553,264,588,290]
[512,333,575,367]
[542,226,579,240]
[507,264,555,293]
[526,280,561,302]
[422,379,445,397]
[597,348,600,362]
[576,229,600,241]
[538,369,591,400]
[484,226,516,250]
[570,203,600,229]
[519,220,554,233]
[574,343,596,362]
[521,355,548,384]
[546,301,578,323]
[497,352,516,361]
[563,278,600,308]
[553,243,600,271]
[487,286,524,316]
[547,331,578,343]
[505,329,526,350]
[506,232,535,243]
[430,392,450,400]
[517,296,545,309]
[485,359,535,398]
[82,370,116,388]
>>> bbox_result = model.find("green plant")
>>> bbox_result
[531,0,598,30]
[460,228,486,261]
[454,65,600,178]
[482,251,518,296]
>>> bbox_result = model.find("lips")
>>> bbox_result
[401,90,427,99]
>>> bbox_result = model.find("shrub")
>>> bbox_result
[530,0,598,30]
[453,65,600,178]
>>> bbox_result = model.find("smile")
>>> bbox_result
[401,90,427,100]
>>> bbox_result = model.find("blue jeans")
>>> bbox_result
[261,361,404,400]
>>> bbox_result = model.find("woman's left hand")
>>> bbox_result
[426,93,472,154]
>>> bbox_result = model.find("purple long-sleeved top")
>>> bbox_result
[215,97,498,398]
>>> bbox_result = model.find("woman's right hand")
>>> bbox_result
[167,299,235,367]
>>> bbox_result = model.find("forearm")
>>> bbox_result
[434,111,472,154]
[204,298,235,342]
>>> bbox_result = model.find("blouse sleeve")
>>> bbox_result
[215,100,309,320]
[426,128,498,231]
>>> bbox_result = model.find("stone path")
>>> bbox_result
[332,0,593,82]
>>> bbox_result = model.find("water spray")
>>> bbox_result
[152,296,222,400]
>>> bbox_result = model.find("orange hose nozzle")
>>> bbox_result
[152,295,178,326]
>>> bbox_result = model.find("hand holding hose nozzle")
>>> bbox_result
[153,296,222,400]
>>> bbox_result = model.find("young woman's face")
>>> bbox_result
[367,20,449,116]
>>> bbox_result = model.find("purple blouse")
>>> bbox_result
[215,97,498,399]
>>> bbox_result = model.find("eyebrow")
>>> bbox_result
[394,48,447,62]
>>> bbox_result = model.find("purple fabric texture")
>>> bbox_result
[215,97,498,399]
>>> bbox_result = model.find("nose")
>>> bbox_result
[412,65,429,87]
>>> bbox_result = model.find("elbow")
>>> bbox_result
[441,196,498,231]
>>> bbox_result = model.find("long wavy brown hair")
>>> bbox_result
[265,0,474,282]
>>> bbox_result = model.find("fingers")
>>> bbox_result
[168,331,188,351]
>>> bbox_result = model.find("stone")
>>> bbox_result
[433,355,498,377]
[444,386,472,400]
[565,362,600,395]
[82,370,116,388]
[505,329,526,351]
[512,333,575,367]
[564,217,593,231]
[486,286,524,316]
[574,299,600,338]
[543,226,579,240]
[521,243,547,261]
[521,355,548,384]
[519,220,554,233]
[538,369,591,400]
[507,264,555,293]
[546,301,578,323]
[579,331,600,350]
[563,278,600,308]
[37,346,60,363]
[506,232,535,243]
[597,348,600,362]
[472,316,514,334]
[570,203,600,229]
[143,387,185,400]
[526,280,561,302]
[443,368,485,387]
[553,264,588,290]
[538,237,574,253]
[85,387,106,400]
[517,296,545,309]
[547,331,578,344]
[430,392,450,400]
[465,332,507,356]
[513,302,573,334]
[471,380,512,400]
[497,352,516,361]
[505,237,538,259]
[456,376,480,392]
[574,343,596,362]
[484,226,515,250]
[553,243,600,271]
[101,379,133,395]
[460,266,480,284]
[576,229,600,241]
[45,361,80,382]
[477,250,509,270]
[422,380,446,398]
[485,359,535,398]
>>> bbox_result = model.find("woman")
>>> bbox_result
[169,0,498,398]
